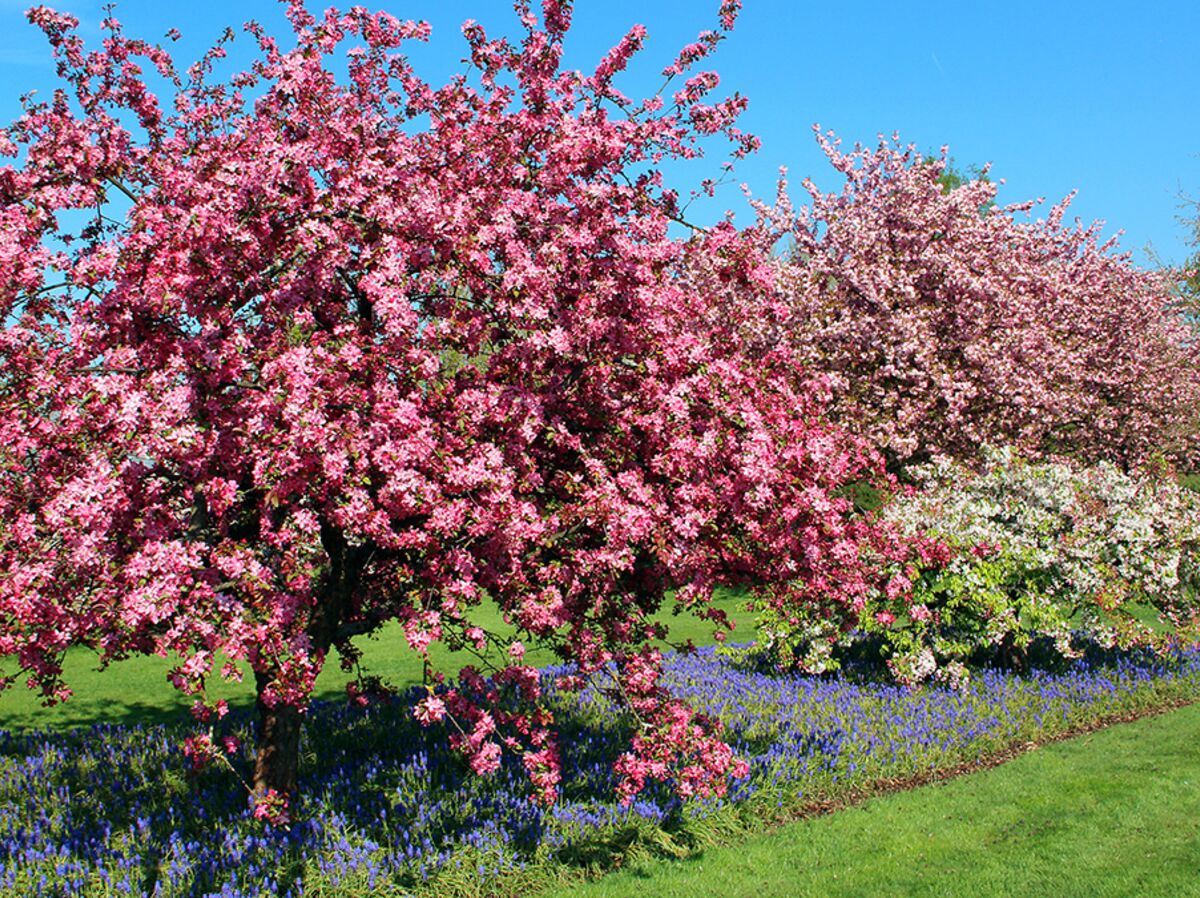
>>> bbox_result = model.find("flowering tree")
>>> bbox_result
[766,131,1200,471]
[871,448,1200,681]
[0,0,899,816]
[750,447,1200,687]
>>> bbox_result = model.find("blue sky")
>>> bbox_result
[1,0,1197,265]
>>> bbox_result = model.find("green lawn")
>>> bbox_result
[0,589,753,732]
[536,703,1200,898]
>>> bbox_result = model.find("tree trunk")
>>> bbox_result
[998,632,1027,674]
[250,522,360,800]
[253,670,303,798]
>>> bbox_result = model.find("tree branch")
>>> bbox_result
[105,177,139,203]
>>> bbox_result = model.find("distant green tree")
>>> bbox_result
[1177,196,1200,311]
[930,156,989,194]
[926,155,996,215]
[1149,194,1200,331]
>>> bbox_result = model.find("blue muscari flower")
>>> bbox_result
[2,642,1197,896]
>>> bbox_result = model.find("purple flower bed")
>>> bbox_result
[2,646,1198,897]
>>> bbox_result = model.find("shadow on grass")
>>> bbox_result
[0,681,391,734]
[2,698,215,733]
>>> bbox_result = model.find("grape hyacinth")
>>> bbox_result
[1,645,1197,897]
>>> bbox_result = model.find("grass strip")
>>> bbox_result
[534,702,1200,898]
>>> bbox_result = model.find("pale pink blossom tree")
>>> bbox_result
[764,131,1200,472]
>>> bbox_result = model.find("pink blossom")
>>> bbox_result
[468,741,502,776]
[413,695,447,725]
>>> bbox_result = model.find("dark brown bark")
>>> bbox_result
[998,632,1028,674]
[252,670,303,798]
[251,521,361,799]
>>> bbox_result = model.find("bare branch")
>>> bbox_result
[105,177,139,203]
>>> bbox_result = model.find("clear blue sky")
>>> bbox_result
[1,0,1197,265]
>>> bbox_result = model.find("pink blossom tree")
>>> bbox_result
[765,131,1200,472]
[0,1,898,813]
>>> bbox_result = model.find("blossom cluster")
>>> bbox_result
[749,448,1200,685]
[0,0,896,806]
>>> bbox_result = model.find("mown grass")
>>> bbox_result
[0,590,753,732]
[535,703,1200,898]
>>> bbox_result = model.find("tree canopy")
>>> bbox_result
[762,132,1200,471]
[0,0,905,817]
